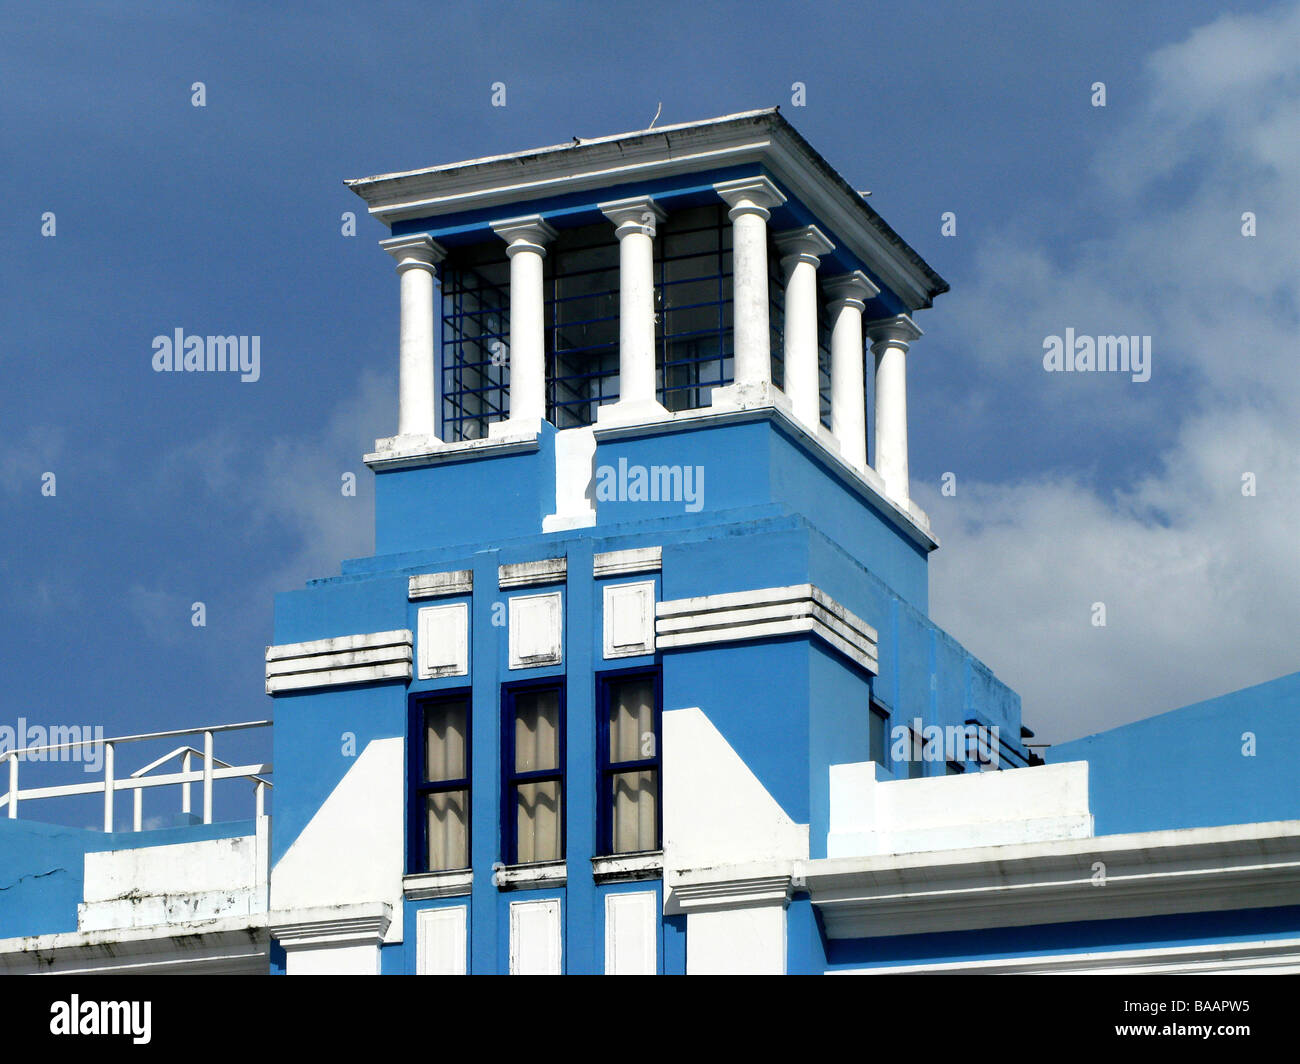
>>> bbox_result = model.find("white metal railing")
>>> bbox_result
[0,720,271,831]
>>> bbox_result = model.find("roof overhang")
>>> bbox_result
[346,109,948,311]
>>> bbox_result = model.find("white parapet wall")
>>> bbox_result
[828,760,1093,858]
[78,817,269,932]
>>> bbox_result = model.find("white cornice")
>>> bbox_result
[593,546,662,578]
[269,902,392,947]
[806,819,1300,939]
[831,937,1300,975]
[345,110,946,310]
[409,570,473,600]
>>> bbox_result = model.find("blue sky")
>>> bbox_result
[2,0,1297,815]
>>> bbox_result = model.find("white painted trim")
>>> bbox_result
[656,584,878,673]
[499,557,567,589]
[416,905,468,975]
[593,546,662,577]
[269,902,392,947]
[830,937,1300,975]
[265,629,413,693]
[805,818,1300,939]
[364,430,539,471]
[404,869,474,900]
[495,860,567,889]
[0,914,270,974]
[409,570,473,600]
[592,851,663,883]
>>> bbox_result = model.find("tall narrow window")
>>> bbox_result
[869,700,890,770]
[412,693,471,872]
[598,670,661,855]
[504,683,564,864]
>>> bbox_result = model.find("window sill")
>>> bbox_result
[495,860,567,890]
[592,851,663,883]
[404,868,473,900]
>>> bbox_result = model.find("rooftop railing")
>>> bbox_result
[0,720,272,832]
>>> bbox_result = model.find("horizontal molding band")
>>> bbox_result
[593,546,662,578]
[265,630,413,694]
[655,584,878,673]
[499,558,567,589]
[409,570,473,600]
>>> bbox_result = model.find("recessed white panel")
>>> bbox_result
[603,580,655,659]
[417,905,468,975]
[509,591,563,669]
[509,898,562,974]
[604,890,657,975]
[418,602,469,679]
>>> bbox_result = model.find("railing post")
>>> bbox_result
[202,730,213,825]
[103,742,115,832]
[182,749,192,816]
[255,780,265,819]
[7,756,17,819]
[133,787,142,832]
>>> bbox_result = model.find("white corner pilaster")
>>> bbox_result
[597,196,669,428]
[380,234,446,442]
[823,271,879,472]
[711,177,787,410]
[774,225,835,429]
[489,215,558,438]
[866,314,922,507]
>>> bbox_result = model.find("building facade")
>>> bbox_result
[2,111,1298,975]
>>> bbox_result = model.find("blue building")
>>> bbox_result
[2,111,1297,975]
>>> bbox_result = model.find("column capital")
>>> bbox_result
[774,225,835,270]
[490,215,558,257]
[380,233,446,273]
[714,176,787,221]
[599,195,667,239]
[866,313,923,352]
[823,270,880,312]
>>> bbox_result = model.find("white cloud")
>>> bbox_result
[923,2,1300,743]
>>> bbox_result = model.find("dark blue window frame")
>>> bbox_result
[596,667,662,856]
[501,678,567,866]
[408,689,472,874]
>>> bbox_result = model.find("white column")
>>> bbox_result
[774,225,835,429]
[823,271,879,471]
[489,215,557,437]
[380,234,446,440]
[866,314,922,506]
[712,177,786,408]
[597,196,668,426]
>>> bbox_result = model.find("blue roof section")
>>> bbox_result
[1046,670,1300,836]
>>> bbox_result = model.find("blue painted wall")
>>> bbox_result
[1047,670,1300,837]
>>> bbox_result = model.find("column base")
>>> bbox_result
[710,380,793,415]
[594,398,671,429]
[369,432,444,460]
[488,416,547,441]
